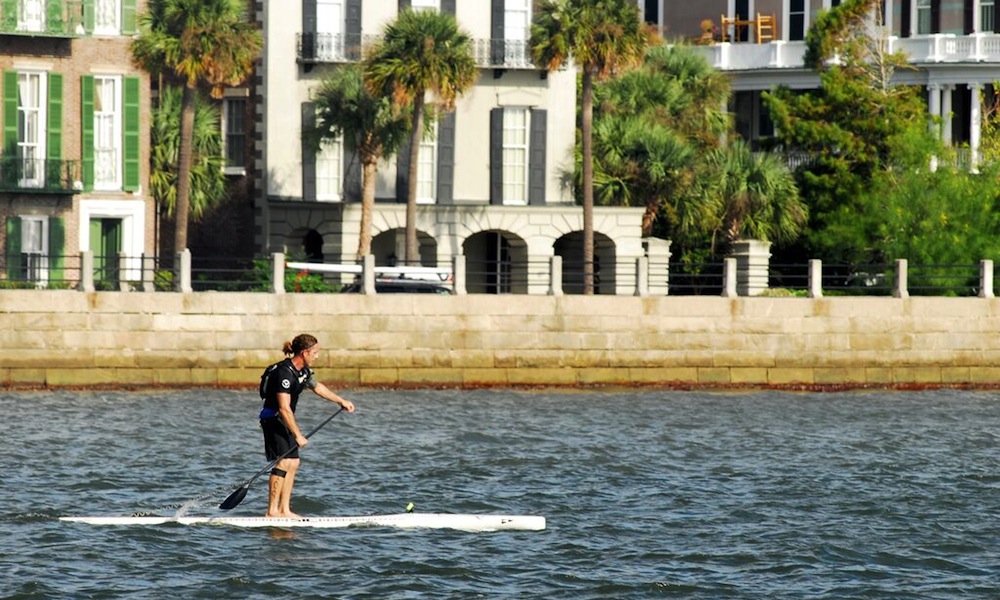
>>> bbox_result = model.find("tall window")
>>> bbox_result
[417,124,437,204]
[984,0,996,33]
[412,0,439,11]
[20,216,48,283]
[316,0,345,60]
[17,72,46,188]
[93,76,121,191]
[789,0,807,41]
[224,98,246,173]
[94,0,121,34]
[916,0,932,34]
[316,136,343,201]
[504,0,531,66]
[18,0,45,32]
[502,108,529,205]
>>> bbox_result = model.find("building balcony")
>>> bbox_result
[691,33,1000,72]
[0,1,84,38]
[0,158,81,194]
[297,33,538,70]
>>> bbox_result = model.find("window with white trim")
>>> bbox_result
[916,0,932,34]
[316,136,343,202]
[93,76,122,191]
[18,0,45,32]
[412,0,439,12]
[504,0,531,65]
[20,215,48,283]
[95,0,121,34]
[17,72,46,188]
[502,108,529,205]
[316,0,345,60]
[223,97,246,174]
[984,0,996,33]
[417,123,437,204]
[790,0,807,41]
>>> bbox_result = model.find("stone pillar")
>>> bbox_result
[452,254,467,296]
[117,252,129,292]
[894,258,909,299]
[643,237,671,295]
[272,252,285,294]
[175,249,192,293]
[549,255,563,296]
[722,257,738,297]
[141,253,155,292]
[361,254,375,295]
[808,259,823,298]
[730,239,772,297]
[634,257,648,297]
[971,83,983,169]
[79,250,95,292]
[980,259,994,298]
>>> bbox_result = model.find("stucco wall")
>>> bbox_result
[2,290,1000,389]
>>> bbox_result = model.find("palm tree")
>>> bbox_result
[531,0,648,294]
[310,66,413,257]
[131,0,262,255]
[364,9,478,265]
[701,140,807,255]
[150,85,227,228]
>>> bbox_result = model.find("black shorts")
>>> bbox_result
[261,417,299,461]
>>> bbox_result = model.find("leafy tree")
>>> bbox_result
[309,65,413,258]
[150,85,227,222]
[531,0,648,294]
[763,0,935,263]
[132,0,262,254]
[363,9,478,265]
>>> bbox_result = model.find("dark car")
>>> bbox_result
[341,278,454,294]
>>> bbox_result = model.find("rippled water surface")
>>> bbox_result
[5,388,1000,598]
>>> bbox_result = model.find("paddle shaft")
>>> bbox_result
[219,407,345,510]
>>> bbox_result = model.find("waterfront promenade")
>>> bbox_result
[2,289,999,389]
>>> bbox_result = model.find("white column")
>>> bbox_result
[971,82,983,168]
[980,259,994,298]
[941,85,953,145]
[271,252,285,294]
[928,84,941,171]
[883,0,893,34]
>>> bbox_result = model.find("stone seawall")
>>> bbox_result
[2,290,1000,389]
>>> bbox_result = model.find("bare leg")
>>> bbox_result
[278,458,302,518]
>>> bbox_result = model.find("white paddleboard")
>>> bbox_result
[59,512,545,532]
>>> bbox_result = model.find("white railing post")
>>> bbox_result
[634,257,648,297]
[272,252,285,294]
[722,257,738,297]
[79,250,95,292]
[175,249,192,293]
[452,254,466,296]
[894,258,909,298]
[549,255,563,296]
[141,253,155,292]
[118,252,129,292]
[808,259,823,298]
[980,259,994,298]
[362,254,375,295]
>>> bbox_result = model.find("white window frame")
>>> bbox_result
[93,75,122,191]
[916,0,932,35]
[78,199,145,280]
[17,71,46,189]
[94,0,121,35]
[417,123,437,204]
[504,0,531,66]
[502,107,529,206]
[983,0,996,33]
[316,135,343,202]
[18,0,45,32]
[223,97,247,175]
[316,0,345,61]
[19,215,48,284]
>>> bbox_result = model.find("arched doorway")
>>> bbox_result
[554,232,617,294]
[462,230,528,294]
[371,229,439,266]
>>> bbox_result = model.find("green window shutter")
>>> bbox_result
[5,217,22,280]
[47,73,63,187]
[81,75,94,191]
[1,0,16,31]
[82,0,94,33]
[46,0,65,34]
[122,76,140,191]
[121,0,136,34]
[48,217,65,283]
[2,71,17,189]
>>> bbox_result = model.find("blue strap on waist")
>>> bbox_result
[259,407,279,420]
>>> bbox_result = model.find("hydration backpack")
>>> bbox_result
[259,362,281,399]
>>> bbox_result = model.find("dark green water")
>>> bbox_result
[4,388,1000,598]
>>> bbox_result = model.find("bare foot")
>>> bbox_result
[281,511,304,519]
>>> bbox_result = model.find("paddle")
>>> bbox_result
[219,407,345,510]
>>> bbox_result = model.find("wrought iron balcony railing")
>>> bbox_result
[0,0,84,37]
[297,33,538,70]
[0,157,81,193]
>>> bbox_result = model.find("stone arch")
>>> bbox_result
[554,231,618,294]
[462,230,529,294]
[370,228,439,267]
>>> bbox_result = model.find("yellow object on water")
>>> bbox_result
[405,502,414,513]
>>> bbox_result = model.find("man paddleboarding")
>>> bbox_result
[259,333,355,518]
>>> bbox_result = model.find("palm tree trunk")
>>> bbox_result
[357,159,377,258]
[174,84,196,255]
[405,94,424,265]
[581,71,595,295]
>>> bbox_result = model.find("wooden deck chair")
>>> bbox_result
[756,13,776,43]
[720,13,736,42]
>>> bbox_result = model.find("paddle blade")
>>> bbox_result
[219,485,249,510]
